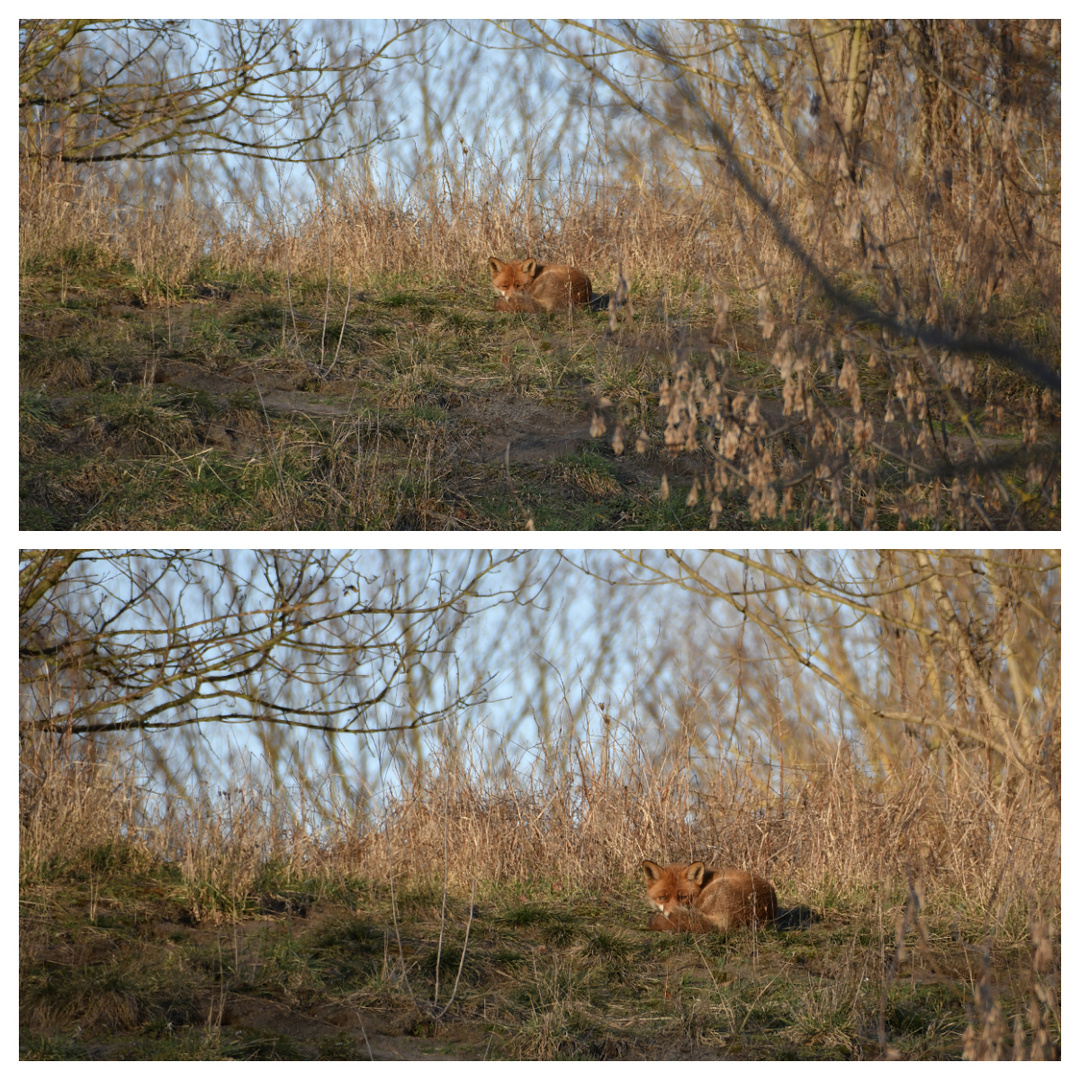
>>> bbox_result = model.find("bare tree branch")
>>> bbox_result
[19,550,537,740]
[19,19,425,165]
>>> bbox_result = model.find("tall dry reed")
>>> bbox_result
[20,710,1059,941]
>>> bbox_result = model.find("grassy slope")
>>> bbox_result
[19,250,714,530]
[19,246,1057,531]
[20,844,1054,1061]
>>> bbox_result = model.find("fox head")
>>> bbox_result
[641,860,707,913]
[489,257,539,298]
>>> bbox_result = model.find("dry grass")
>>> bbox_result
[19,711,1060,1059]
[19,121,1060,529]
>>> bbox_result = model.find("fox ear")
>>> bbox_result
[685,862,706,885]
[489,257,504,274]
[641,860,663,882]
[521,258,538,275]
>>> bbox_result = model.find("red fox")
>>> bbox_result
[641,860,778,933]
[489,256,594,313]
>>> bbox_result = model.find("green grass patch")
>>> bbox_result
[19,852,1059,1060]
[20,259,1058,529]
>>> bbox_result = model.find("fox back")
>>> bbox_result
[489,257,592,312]
[641,860,777,933]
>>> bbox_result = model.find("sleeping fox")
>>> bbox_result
[489,256,594,313]
[641,860,778,933]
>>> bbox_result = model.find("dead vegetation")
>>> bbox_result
[19,709,1060,1060]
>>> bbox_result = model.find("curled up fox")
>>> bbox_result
[489,256,607,313]
[641,859,779,934]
